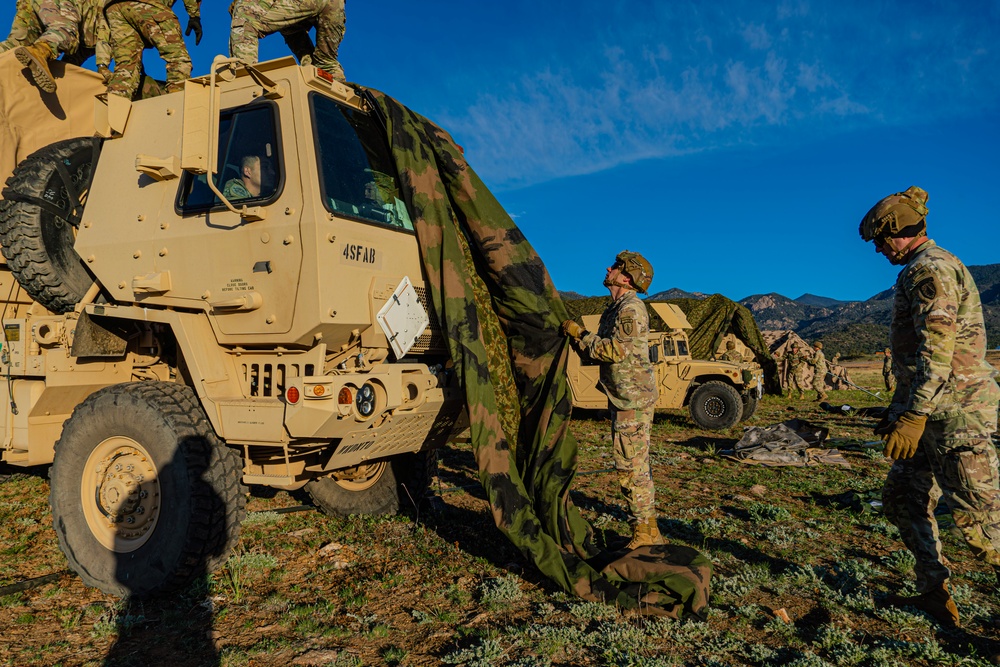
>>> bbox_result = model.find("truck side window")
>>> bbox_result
[310,93,413,231]
[676,339,688,356]
[178,104,282,211]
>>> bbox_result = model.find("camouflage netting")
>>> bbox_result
[567,294,781,394]
[370,89,712,617]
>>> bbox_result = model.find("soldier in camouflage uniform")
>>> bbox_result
[221,154,276,201]
[882,347,896,392]
[562,251,664,549]
[783,342,808,399]
[2,0,112,79]
[229,0,346,83]
[104,0,201,100]
[721,340,743,363]
[810,341,829,401]
[859,186,1000,632]
[5,0,112,93]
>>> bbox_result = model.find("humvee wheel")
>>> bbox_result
[50,382,246,597]
[741,392,759,421]
[306,452,433,516]
[689,381,743,430]
[0,137,102,313]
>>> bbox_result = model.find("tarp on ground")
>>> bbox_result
[0,53,104,189]
[371,89,713,617]
[659,294,781,394]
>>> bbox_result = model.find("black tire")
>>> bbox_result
[49,382,246,597]
[306,451,434,517]
[0,137,102,313]
[741,392,759,421]
[689,381,744,430]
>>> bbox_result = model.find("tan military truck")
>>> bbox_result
[0,56,465,597]
[567,303,763,430]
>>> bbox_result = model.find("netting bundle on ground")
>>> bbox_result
[370,89,712,617]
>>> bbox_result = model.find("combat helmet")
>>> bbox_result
[615,250,653,294]
[859,186,929,243]
[813,341,823,349]
[726,340,736,350]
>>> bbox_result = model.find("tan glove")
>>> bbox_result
[882,411,927,460]
[98,64,111,84]
[561,319,584,340]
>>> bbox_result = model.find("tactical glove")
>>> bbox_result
[561,319,584,340]
[882,411,927,460]
[186,16,203,46]
[97,64,111,84]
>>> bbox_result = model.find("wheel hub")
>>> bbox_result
[332,460,387,492]
[703,396,727,418]
[83,437,160,552]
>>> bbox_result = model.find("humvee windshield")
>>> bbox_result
[310,93,413,232]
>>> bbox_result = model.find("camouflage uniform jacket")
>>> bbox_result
[222,178,251,200]
[810,349,827,376]
[889,239,1000,422]
[882,354,893,376]
[785,349,806,372]
[103,0,200,19]
[721,350,743,363]
[578,290,658,411]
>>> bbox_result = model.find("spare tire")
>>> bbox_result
[0,137,102,314]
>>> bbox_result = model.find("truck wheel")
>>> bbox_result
[741,392,759,421]
[306,451,433,517]
[49,382,246,597]
[689,381,744,430]
[0,137,102,313]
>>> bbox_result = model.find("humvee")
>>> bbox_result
[567,303,763,430]
[0,56,464,596]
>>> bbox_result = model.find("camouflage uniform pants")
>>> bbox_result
[106,2,191,99]
[787,368,807,396]
[612,407,656,524]
[28,0,79,56]
[882,411,1000,593]
[230,0,346,83]
[884,373,896,392]
[0,0,41,53]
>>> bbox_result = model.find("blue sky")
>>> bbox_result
[4,1,998,302]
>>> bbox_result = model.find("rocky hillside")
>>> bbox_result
[559,263,1000,355]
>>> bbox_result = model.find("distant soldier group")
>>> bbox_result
[1,0,347,97]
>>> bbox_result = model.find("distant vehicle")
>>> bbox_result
[567,303,763,430]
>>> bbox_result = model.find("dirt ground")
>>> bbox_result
[1,363,999,666]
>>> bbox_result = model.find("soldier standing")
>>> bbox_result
[229,0,346,83]
[721,340,743,363]
[882,347,896,391]
[784,342,808,400]
[810,341,828,401]
[561,251,664,549]
[859,186,1000,632]
[104,0,201,100]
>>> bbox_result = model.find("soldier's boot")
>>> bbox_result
[627,518,666,549]
[15,42,57,93]
[816,392,828,402]
[883,582,960,627]
[798,393,805,400]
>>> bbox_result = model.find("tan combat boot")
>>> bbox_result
[15,42,57,93]
[883,582,960,627]
[627,518,666,549]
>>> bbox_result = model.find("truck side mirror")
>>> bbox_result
[649,344,659,364]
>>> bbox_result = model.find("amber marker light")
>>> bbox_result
[338,387,353,405]
[285,386,300,404]
[312,384,326,397]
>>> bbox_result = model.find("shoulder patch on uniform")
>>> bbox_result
[915,277,936,301]
[620,317,634,337]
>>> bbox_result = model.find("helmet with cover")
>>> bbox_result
[859,186,929,243]
[615,250,653,294]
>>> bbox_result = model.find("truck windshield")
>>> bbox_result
[310,93,413,231]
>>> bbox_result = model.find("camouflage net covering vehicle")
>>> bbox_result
[568,303,764,430]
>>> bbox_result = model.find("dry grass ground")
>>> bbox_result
[1,360,998,666]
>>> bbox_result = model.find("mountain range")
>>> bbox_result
[561,263,1000,355]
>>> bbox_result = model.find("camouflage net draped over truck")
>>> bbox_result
[370,90,712,617]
